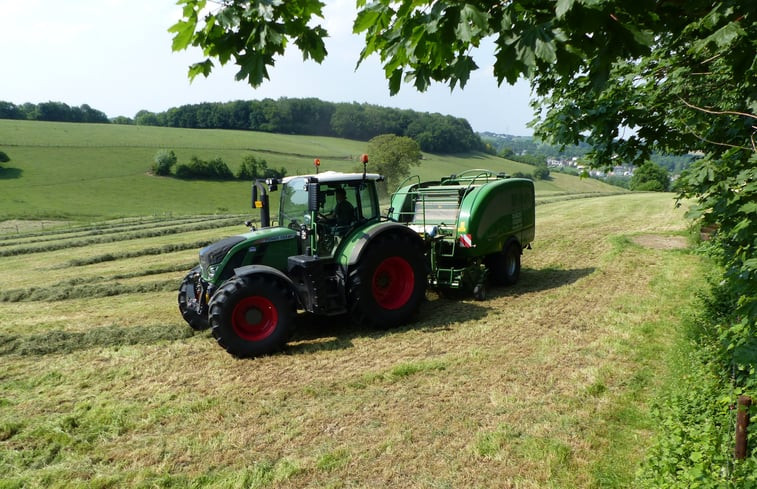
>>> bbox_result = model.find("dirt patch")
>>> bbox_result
[632,234,689,250]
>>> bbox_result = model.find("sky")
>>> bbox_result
[0,0,535,136]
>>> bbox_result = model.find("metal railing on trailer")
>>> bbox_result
[388,170,510,288]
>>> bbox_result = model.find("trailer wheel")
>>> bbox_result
[488,241,521,286]
[178,266,209,331]
[209,275,295,358]
[348,233,426,328]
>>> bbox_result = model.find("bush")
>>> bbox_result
[175,156,234,180]
[604,175,631,189]
[532,164,550,180]
[151,150,177,176]
[0,150,9,163]
[630,161,670,191]
[236,155,287,180]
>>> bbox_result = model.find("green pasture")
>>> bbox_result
[0,120,622,221]
[0,191,709,488]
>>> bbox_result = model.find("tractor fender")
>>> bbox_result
[232,265,300,304]
[341,221,425,267]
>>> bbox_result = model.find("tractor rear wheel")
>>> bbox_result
[487,241,521,286]
[209,275,295,358]
[178,266,209,331]
[348,233,426,328]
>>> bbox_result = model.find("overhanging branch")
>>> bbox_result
[679,97,757,120]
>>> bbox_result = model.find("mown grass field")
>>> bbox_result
[0,189,708,488]
[0,120,621,222]
[0,120,704,487]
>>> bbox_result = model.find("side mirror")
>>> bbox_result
[307,183,320,212]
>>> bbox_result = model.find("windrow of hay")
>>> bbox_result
[0,214,245,247]
[0,217,243,257]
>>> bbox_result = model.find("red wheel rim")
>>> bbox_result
[231,296,278,341]
[372,256,415,310]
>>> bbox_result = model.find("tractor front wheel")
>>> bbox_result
[178,266,209,331]
[209,275,295,358]
[348,233,426,328]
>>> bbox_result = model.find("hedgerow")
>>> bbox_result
[637,270,757,488]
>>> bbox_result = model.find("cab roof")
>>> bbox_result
[282,171,384,184]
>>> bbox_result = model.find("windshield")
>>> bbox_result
[279,177,381,228]
[279,177,309,227]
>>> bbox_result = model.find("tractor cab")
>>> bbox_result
[278,172,383,256]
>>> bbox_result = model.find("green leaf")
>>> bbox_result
[456,19,473,43]
[697,22,745,52]
[464,4,488,29]
[388,68,403,95]
[739,202,757,215]
[354,5,382,33]
[535,38,557,64]
[555,0,575,18]
[187,59,214,81]
[452,56,477,88]
[169,20,197,51]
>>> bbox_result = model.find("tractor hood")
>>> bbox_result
[199,227,298,284]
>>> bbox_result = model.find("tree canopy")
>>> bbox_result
[366,134,421,191]
[0,101,109,123]
[629,161,670,192]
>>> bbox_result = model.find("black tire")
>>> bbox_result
[348,233,426,328]
[487,241,521,286]
[208,275,295,358]
[178,266,209,331]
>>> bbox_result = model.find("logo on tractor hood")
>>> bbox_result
[252,234,297,245]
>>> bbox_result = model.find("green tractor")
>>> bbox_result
[179,160,534,358]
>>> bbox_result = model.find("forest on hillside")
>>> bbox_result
[0,98,483,155]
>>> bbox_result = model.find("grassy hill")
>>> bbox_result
[0,120,623,222]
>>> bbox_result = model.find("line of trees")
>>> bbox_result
[0,101,109,124]
[1,98,484,154]
[133,98,483,154]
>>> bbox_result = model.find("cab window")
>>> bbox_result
[280,177,309,227]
